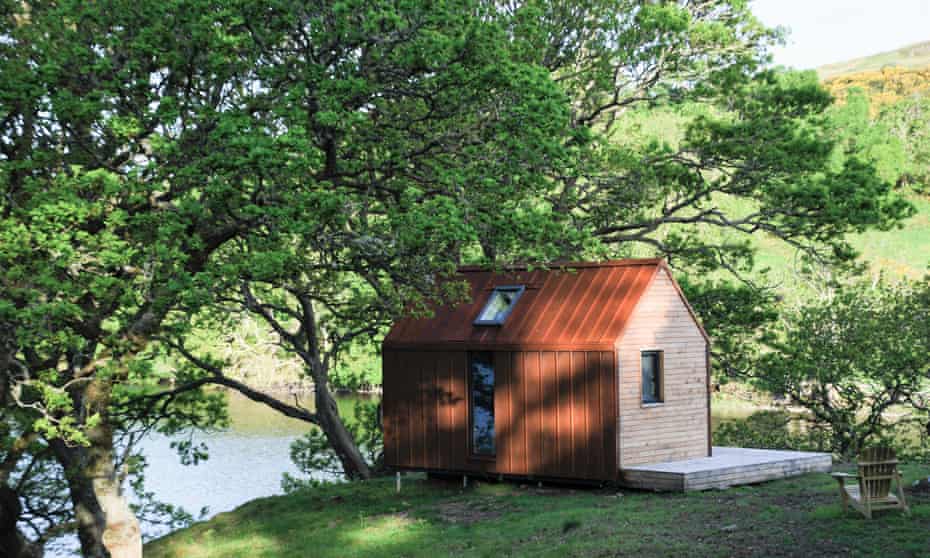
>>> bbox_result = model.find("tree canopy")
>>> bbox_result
[1,1,572,555]
[0,2,921,557]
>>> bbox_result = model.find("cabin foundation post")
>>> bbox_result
[395,472,401,493]
[463,475,468,489]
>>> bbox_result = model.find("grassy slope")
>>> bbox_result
[147,469,930,558]
[741,192,930,288]
[817,41,930,80]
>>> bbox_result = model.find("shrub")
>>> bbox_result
[751,278,930,458]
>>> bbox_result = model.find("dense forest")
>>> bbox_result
[1,2,928,557]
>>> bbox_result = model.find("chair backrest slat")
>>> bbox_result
[857,447,897,500]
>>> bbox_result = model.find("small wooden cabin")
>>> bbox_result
[381,258,711,483]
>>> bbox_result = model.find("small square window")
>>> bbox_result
[642,350,663,404]
[474,285,525,325]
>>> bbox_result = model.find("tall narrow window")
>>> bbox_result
[641,350,663,404]
[469,352,495,455]
[474,285,525,325]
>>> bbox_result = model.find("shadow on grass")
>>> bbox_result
[146,467,930,558]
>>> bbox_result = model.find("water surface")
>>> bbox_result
[137,391,374,540]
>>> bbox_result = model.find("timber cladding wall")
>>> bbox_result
[382,349,618,481]
[616,270,709,467]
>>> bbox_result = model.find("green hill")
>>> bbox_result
[817,40,930,80]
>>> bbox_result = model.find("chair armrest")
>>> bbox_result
[831,472,857,481]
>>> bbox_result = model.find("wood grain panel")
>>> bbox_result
[525,351,541,473]
[451,351,468,467]
[510,351,528,474]
[617,269,709,467]
[570,351,586,476]
[435,352,450,470]
[495,351,512,474]
[540,351,558,476]
[556,351,572,474]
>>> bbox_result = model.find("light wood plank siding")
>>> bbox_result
[616,269,709,467]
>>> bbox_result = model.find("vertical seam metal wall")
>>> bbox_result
[383,348,618,482]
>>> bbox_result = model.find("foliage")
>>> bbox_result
[878,94,930,193]
[329,345,382,393]
[716,410,930,464]
[824,88,909,187]
[820,57,930,193]
[823,66,930,108]
[163,0,578,481]
[0,408,199,553]
[125,455,202,541]
[713,410,829,452]
[188,316,307,391]
[0,411,69,553]
[147,469,930,558]
[678,277,778,382]
[0,0,578,550]
[890,423,930,465]
[752,277,930,457]
[677,86,924,403]
[502,0,913,275]
[282,401,384,493]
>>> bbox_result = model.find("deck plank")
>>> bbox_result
[620,447,832,491]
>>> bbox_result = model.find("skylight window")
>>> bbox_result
[474,285,525,326]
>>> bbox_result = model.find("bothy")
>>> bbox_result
[382,259,711,483]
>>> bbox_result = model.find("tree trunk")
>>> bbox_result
[314,383,371,480]
[0,485,43,558]
[51,381,141,558]
[52,437,141,558]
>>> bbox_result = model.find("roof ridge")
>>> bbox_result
[457,258,663,273]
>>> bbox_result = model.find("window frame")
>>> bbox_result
[640,349,664,405]
[473,285,526,326]
[467,351,496,459]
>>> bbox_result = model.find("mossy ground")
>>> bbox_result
[147,465,930,558]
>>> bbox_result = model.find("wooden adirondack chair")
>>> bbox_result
[832,447,910,519]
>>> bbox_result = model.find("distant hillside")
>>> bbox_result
[817,40,930,80]
[816,40,930,110]
[823,66,930,110]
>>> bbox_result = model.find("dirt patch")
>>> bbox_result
[436,499,506,524]
[760,491,833,509]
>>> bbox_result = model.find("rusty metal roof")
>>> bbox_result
[383,258,703,350]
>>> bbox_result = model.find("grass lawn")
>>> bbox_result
[146,466,930,558]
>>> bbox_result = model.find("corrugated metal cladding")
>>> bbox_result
[382,259,663,351]
[382,349,617,481]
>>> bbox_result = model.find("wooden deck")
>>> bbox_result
[621,447,833,491]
